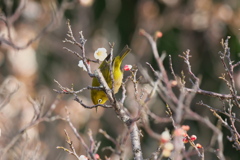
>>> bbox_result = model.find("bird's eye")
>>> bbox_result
[98,99,102,104]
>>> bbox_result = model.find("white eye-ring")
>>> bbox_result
[98,99,102,104]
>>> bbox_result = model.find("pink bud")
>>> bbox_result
[190,135,197,141]
[196,143,202,148]
[95,154,100,159]
[124,65,132,71]
[183,137,189,143]
[181,125,190,131]
[174,128,186,137]
[155,31,163,38]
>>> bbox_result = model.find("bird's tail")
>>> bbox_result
[118,45,131,61]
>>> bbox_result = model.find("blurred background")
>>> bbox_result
[0,0,240,159]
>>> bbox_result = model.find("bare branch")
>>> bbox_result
[0,98,61,158]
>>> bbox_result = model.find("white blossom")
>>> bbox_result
[161,130,171,143]
[94,48,107,61]
[79,155,88,160]
[78,60,87,71]
[164,142,174,150]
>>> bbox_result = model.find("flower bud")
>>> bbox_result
[123,65,132,71]
[196,143,203,148]
[160,130,171,143]
[190,135,197,141]
[183,137,189,143]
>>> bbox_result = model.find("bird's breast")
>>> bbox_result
[113,70,123,93]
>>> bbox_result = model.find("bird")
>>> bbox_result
[91,45,131,105]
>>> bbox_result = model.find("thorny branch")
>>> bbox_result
[55,20,143,160]
[99,128,130,159]
[181,38,240,151]
[0,0,77,51]
[0,78,20,110]
[141,29,227,160]
[219,37,240,108]
[140,29,179,105]
[57,130,83,160]
[0,16,54,50]
[55,22,240,160]
[0,97,61,159]
[59,107,97,160]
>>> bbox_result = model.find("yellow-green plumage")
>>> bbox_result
[91,46,131,105]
